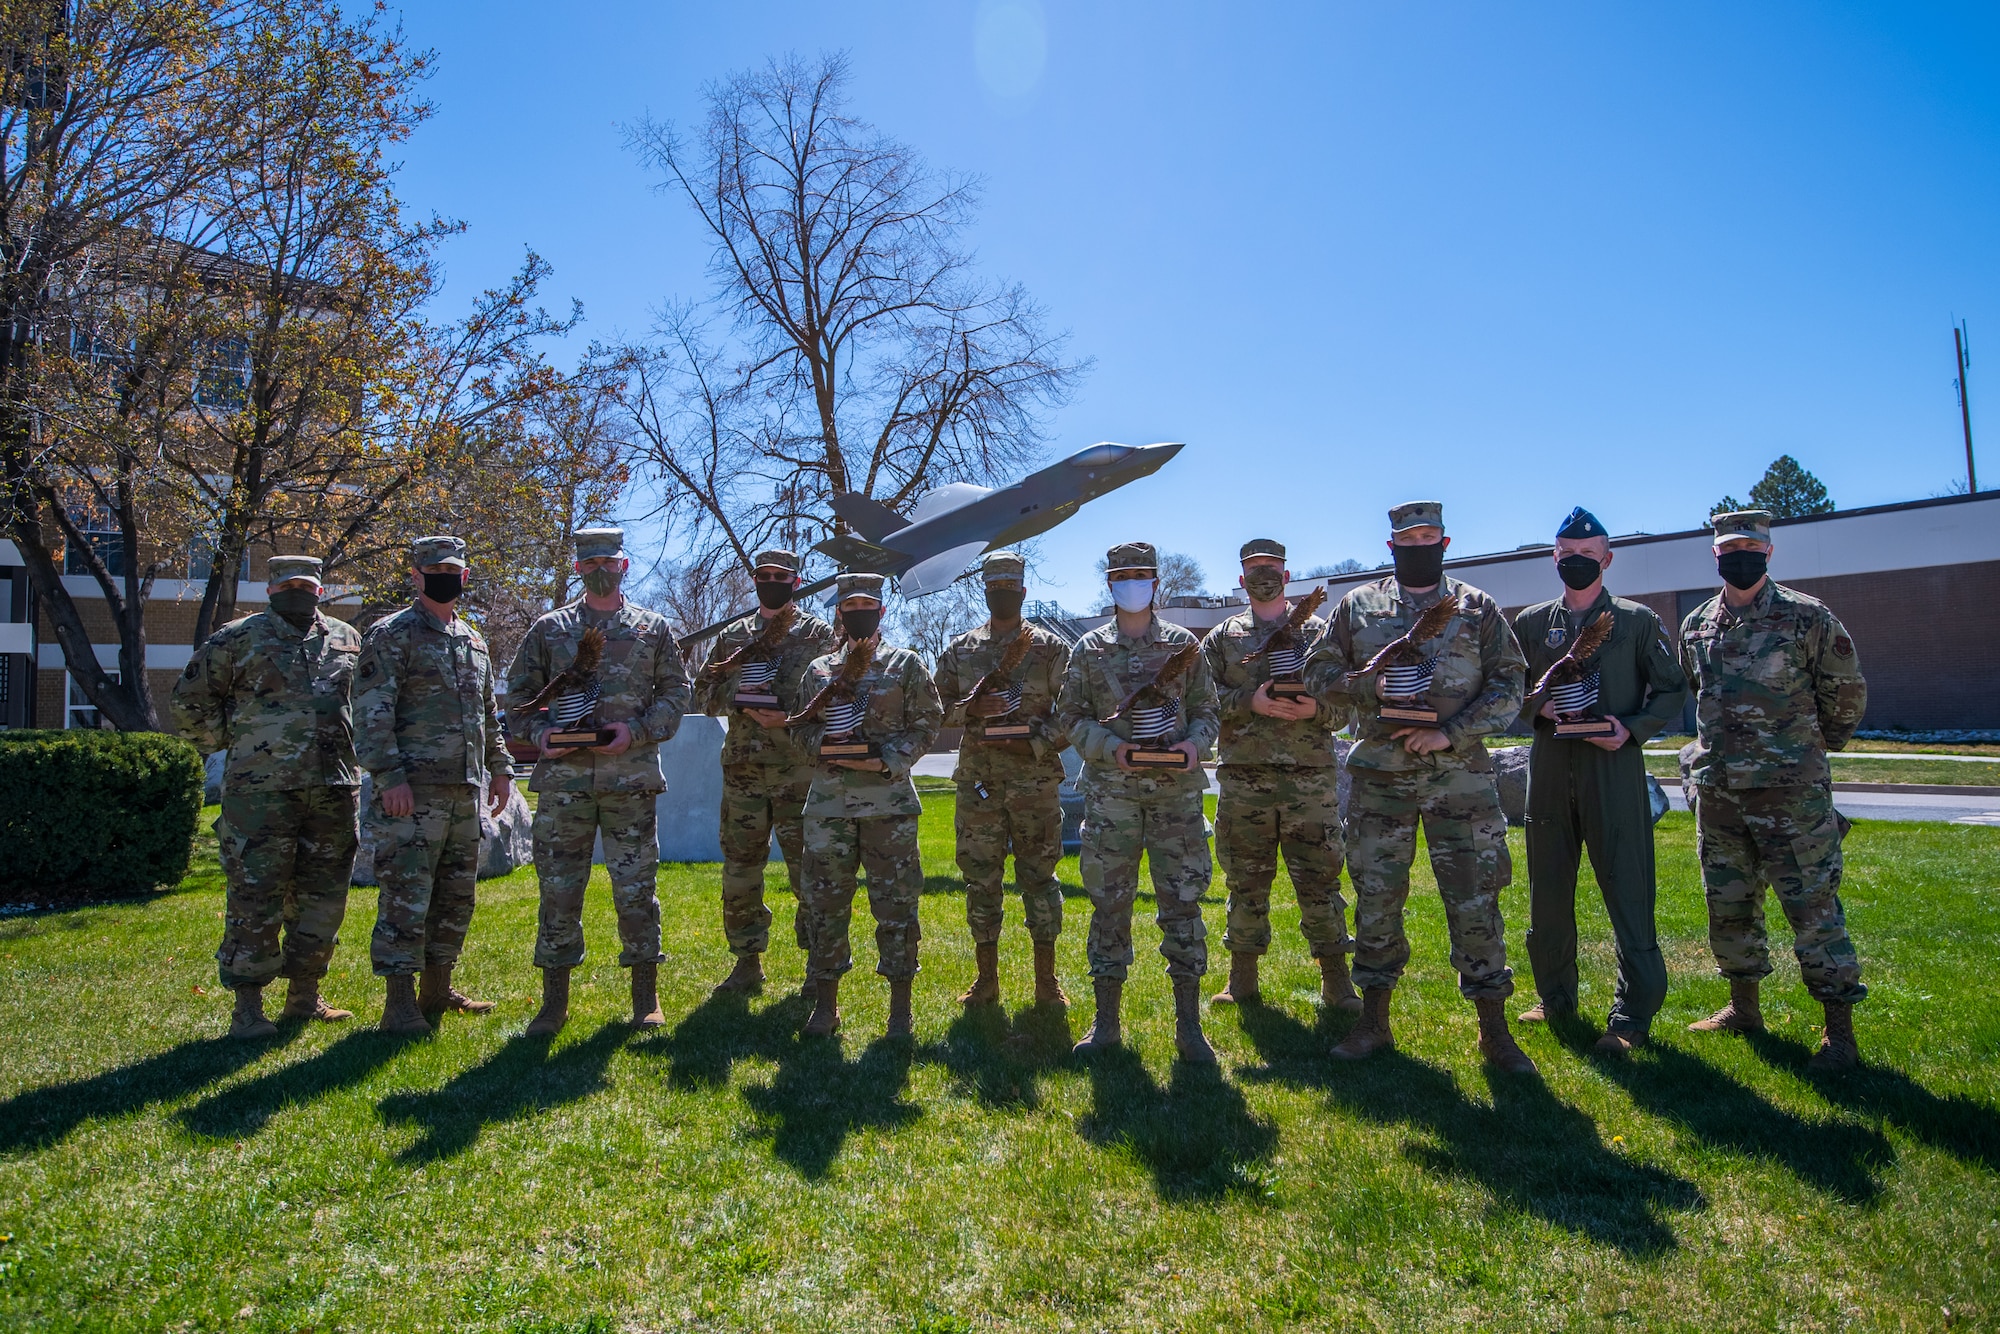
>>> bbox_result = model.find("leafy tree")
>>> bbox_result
[1711,455,1834,521]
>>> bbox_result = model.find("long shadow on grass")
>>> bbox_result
[637,988,812,1090]
[377,1022,626,1162]
[1746,1031,2000,1175]
[739,1035,921,1179]
[0,1031,287,1153]
[918,1002,1074,1110]
[177,1030,409,1139]
[1237,1004,1700,1256]
[1076,1046,1279,1202]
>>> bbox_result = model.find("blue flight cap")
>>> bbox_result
[1557,507,1607,540]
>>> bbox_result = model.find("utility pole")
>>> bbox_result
[1955,321,1978,494]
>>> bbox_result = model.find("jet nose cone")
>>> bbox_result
[1124,441,1184,477]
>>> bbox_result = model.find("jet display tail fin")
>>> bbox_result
[812,533,903,571]
[829,493,911,542]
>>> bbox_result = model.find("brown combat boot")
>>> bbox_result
[1593,1028,1644,1057]
[1807,1000,1859,1072]
[278,977,352,1023]
[229,985,278,1040]
[1032,940,1068,1007]
[1073,978,1123,1055]
[1211,951,1260,1006]
[378,975,431,1035]
[1320,953,1362,1013]
[713,953,765,996]
[959,941,1001,1006]
[802,978,841,1037]
[419,963,496,1020]
[887,978,915,1038]
[1476,997,1539,1075]
[630,962,665,1028]
[1517,999,1573,1024]
[1173,975,1217,1064]
[1331,986,1395,1061]
[1688,979,1764,1034]
[526,967,569,1036]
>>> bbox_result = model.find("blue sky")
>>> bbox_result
[396,1,1999,610]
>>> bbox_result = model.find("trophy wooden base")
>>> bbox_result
[1270,679,1308,700]
[820,738,880,760]
[979,722,1033,741]
[546,727,616,750]
[734,692,781,710]
[1378,703,1439,725]
[1127,746,1191,769]
[1555,714,1619,738]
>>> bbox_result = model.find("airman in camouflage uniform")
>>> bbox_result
[1202,537,1359,1013]
[1680,509,1869,1070]
[693,548,838,994]
[171,555,361,1038]
[792,574,943,1039]
[932,550,1072,1009]
[505,527,692,1036]
[1055,540,1221,1063]
[1303,501,1537,1074]
[354,535,515,1034]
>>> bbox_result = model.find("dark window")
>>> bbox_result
[63,523,125,577]
[195,336,250,409]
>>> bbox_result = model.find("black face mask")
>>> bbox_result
[985,587,1026,620]
[422,569,464,604]
[1716,550,1768,591]
[268,587,319,629]
[1391,542,1446,588]
[756,579,795,610]
[840,608,881,642]
[1556,555,1603,591]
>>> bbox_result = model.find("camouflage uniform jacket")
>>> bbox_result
[171,610,362,792]
[1055,616,1220,798]
[1203,606,1340,768]
[1512,590,1687,744]
[1678,579,1867,790]
[1304,575,1526,775]
[795,641,944,819]
[694,608,838,767]
[505,599,693,794]
[354,602,510,791]
[932,621,1071,782]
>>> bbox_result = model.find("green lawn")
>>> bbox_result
[1641,752,2000,786]
[3,798,1998,1331]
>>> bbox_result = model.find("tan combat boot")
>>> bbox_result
[1320,953,1362,1013]
[630,962,665,1028]
[1173,975,1217,1064]
[959,941,1001,1006]
[1032,940,1068,1007]
[802,978,841,1037]
[1807,1000,1859,1072]
[526,967,570,1037]
[378,975,432,1035]
[1072,978,1123,1055]
[229,985,278,1040]
[419,962,496,1020]
[1211,951,1259,1006]
[1688,980,1764,1033]
[1330,987,1395,1060]
[886,978,915,1039]
[713,953,765,996]
[1476,997,1540,1075]
[1517,999,1573,1024]
[278,977,352,1023]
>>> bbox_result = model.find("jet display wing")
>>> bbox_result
[829,493,911,542]
[812,534,904,571]
[897,540,988,597]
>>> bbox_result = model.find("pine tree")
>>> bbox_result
[1711,455,1835,520]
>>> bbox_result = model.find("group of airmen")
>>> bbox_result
[171,496,1871,1073]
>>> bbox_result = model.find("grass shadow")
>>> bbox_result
[377,1022,627,1163]
[0,1032,287,1153]
[918,1001,1075,1110]
[177,1029,409,1139]
[739,1034,922,1179]
[637,987,812,1091]
[1236,1002,1700,1256]
[1746,1030,2000,1175]
[1075,1045,1279,1202]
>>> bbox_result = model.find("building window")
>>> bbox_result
[67,670,113,730]
[63,517,126,577]
[194,336,250,409]
[186,533,216,581]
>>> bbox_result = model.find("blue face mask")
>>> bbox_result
[1109,579,1155,613]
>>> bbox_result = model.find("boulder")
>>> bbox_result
[204,750,225,805]
[1491,744,1530,826]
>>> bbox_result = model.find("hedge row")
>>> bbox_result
[0,730,204,904]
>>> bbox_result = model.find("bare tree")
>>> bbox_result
[630,555,754,640]
[1093,550,1207,608]
[891,575,983,667]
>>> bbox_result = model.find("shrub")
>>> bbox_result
[0,730,204,904]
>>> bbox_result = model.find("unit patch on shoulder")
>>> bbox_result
[1833,635,1854,658]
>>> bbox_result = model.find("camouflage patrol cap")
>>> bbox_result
[411,535,468,568]
[981,550,1026,583]
[574,526,625,561]
[1239,538,1286,561]
[1710,509,1774,546]
[1388,501,1444,534]
[836,572,886,602]
[266,555,322,587]
[752,548,800,574]
[1105,541,1158,572]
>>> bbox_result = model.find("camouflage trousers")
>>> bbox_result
[1215,765,1351,959]
[369,783,480,978]
[718,763,813,957]
[1345,767,1514,1000]
[214,785,358,989]
[1696,781,1865,1004]
[1079,787,1212,982]
[531,789,663,970]
[955,773,1064,945]
[800,814,924,983]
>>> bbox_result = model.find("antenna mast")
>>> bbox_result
[1955,321,1978,493]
